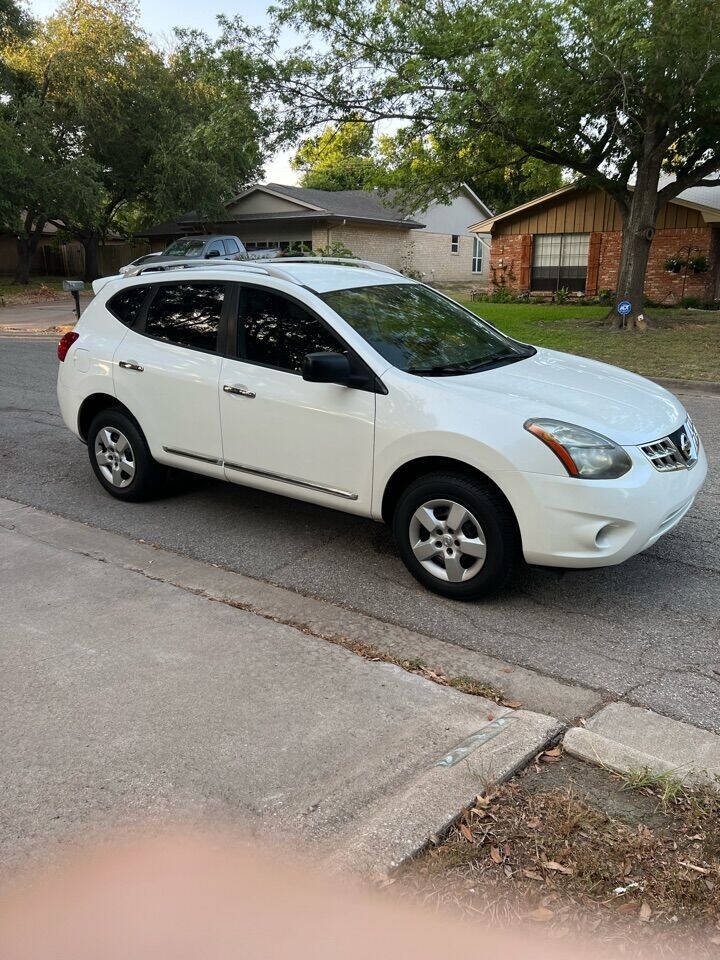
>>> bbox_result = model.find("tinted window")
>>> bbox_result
[145,283,225,352]
[240,287,342,373]
[205,240,225,257]
[107,285,149,327]
[223,238,240,255]
[164,238,205,257]
[321,283,529,374]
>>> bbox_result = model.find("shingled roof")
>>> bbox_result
[136,182,428,239]
[260,183,424,227]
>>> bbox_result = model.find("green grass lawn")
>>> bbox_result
[452,299,720,382]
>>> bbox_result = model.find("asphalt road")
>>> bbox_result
[2,335,719,731]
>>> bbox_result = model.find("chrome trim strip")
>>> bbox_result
[224,461,358,500]
[162,446,223,466]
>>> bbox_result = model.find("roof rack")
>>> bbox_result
[128,255,404,283]
[275,256,403,276]
[130,258,301,284]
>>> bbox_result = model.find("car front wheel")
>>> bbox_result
[393,472,520,600]
[87,408,164,502]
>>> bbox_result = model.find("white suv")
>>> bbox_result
[57,257,707,599]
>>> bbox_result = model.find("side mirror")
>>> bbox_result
[205,249,221,259]
[303,351,352,386]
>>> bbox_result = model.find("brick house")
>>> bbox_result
[469,183,720,303]
[137,183,492,286]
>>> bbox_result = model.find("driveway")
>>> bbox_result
[1,335,719,732]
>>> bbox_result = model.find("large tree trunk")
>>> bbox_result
[612,158,663,330]
[13,214,46,284]
[13,221,44,284]
[13,236,33,284]
[81,235,102,282]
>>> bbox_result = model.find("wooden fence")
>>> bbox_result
[0,237,151,278]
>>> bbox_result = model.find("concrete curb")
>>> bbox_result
[0,497,602,723]
[327,710,564,877]
[652,376,720,396]
[564,702,720,788]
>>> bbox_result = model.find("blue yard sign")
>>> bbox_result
[617,299,632,316]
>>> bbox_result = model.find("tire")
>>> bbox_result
[87,408,165,502]
[392,472,520,600]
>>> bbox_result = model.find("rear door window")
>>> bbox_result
[144,282,225,352]
[223,238,240,255]
[107,285,150,327]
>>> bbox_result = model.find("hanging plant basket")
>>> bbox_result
[689,255,709,274]
[664,257,685,273]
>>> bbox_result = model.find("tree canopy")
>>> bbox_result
[270,0,720,324]
[0,0,272,280]
[291,120,379,191]
[292,118,563,211]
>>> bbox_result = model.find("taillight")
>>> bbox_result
[57,331,79,362]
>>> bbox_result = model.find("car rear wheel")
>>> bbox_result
[393,472,519,599]
[87,408,165,502]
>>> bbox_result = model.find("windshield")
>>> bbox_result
[320,283,532,375]
[164,238,206,257]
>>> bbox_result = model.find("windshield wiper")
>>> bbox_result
[407,363,476,376]
[409,349,530,377]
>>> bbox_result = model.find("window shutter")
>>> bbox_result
[586,232,602,295]
[519,235,532,289]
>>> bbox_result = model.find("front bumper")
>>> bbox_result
[502,442,708,569]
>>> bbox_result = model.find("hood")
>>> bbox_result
[432,348,685,445]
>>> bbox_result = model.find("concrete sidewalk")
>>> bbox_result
[0,499,560,878]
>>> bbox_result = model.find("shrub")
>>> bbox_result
[489,283,516,303]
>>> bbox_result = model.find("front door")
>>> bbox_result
[113,280,227,474]
[219,283,376,512]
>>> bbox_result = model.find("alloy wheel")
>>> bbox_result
[94,426,136,488]
[408,498,487,582]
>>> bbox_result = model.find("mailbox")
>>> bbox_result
[63,279,85,319]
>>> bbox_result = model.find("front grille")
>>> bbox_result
[641,438,685,471]
[640,417,700,472]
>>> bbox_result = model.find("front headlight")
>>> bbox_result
[524,418,632,480]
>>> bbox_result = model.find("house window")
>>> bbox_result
[243,239,312,252]
[450,234,459,254]
[531,233,590,292]
[472,236,484,274]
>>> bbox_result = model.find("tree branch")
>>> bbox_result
[658,154,720,202]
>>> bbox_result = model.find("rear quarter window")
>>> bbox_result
[107,286,150,327]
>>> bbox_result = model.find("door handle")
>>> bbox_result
[223,384,256,398]
[119,360,144,372]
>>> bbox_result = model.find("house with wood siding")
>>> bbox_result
[469,183,720,304]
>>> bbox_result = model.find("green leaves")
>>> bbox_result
[269,0,720,195]
[1,0,271,278]
[291,120,380,190]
